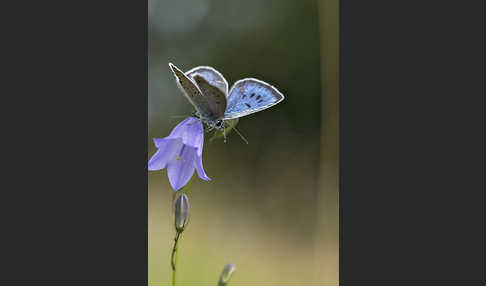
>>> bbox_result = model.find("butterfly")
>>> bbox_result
[168,63,285,135]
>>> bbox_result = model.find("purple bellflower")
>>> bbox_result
[148,116,210,191]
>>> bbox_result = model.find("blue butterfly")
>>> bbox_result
[169,63,285,132]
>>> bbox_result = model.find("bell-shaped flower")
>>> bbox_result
[148,116,210,191]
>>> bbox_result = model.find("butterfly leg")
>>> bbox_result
[222,119,227,143]
[204,123,214,133]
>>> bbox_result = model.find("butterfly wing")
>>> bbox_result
[169,63,221,120]
[223,78,284,120]
[192,75,227,120]
[186,66,229,96]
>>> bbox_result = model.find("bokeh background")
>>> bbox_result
[148,0,338,285]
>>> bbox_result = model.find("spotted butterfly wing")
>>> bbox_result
[223,78,284,120]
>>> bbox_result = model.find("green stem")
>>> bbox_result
[171,231,181,286]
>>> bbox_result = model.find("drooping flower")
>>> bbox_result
[148,116,210,191]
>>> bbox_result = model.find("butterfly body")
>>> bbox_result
[169,63,284,131]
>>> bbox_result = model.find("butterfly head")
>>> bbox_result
[215,120,224,129]
[201,118,224,131]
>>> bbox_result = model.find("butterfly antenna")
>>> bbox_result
[233,126,249,145]
[170,111,199,119]
[170,115,190,119]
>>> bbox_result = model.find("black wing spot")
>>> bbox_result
[242,94,246,99]
[245,103,251,108]
[250,93,255,98]
[256,95,261,100]
[258,99,263,103]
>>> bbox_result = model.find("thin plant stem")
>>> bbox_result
[170,179,191,286]
[171,231,182,286]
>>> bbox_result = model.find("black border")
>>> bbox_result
[8,1,149,285]
[340,0,482,285]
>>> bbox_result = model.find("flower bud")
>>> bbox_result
[218,263,236,286]
[174,193,190,232]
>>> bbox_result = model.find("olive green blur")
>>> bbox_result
[148,0,338,285]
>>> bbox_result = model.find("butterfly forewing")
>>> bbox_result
[169,63,202,105]
[223,78,284,120]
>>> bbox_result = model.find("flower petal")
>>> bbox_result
[148,138,182,170]
[189,121,205,157]
[194,155,211,181]
[153,137,169,148]
[168,116,199,138]
[167,145,197,191]
[167,117,204,156]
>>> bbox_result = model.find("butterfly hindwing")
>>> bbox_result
[186,66,229,97]
[223,78,284,120]
[192,75,227,120]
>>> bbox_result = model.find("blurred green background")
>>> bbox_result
[148,0,338,285]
